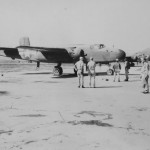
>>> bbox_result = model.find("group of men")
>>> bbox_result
[74,56,149,94]
[75,57,96,88]
[112,58,130,82]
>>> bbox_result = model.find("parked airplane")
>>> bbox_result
[126,48,150,66]
[0,37,126,76]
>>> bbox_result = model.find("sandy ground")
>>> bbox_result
[0,64,150,150]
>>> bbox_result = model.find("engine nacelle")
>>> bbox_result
[18,48,35,60]
[68,47,85,61]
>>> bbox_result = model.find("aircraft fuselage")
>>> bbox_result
[0,45,125,64]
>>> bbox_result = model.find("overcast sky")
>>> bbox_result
[0,0,150,54]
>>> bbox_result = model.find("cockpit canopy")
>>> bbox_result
[90,44,105,49]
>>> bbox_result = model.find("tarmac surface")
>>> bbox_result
[0,63,150,150]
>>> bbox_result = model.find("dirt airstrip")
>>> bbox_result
[0,64,150,150]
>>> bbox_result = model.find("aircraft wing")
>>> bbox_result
[0,47,21,59]
[16,46,69,52]
[0,46,74,63]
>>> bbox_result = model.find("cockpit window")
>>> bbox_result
[90,44,105,49]
[99,44,105,49]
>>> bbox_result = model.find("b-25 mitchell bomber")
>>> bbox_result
[0,37,126,76]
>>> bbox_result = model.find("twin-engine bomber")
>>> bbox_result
[0,37,126,76]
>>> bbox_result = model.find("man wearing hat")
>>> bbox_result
[124,58,130,81]
[75,57,85,88]
[113,59,121,82]
[140,57,149,93]
[87,57,96,88]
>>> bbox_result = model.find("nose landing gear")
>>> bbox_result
[36,61,40,70]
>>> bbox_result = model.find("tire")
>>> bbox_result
[107,69,114,75]
[53,67,63,76]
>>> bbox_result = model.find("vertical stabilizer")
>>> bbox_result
[19,37,30,46]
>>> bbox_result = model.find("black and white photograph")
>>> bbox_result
[0,0,150,149]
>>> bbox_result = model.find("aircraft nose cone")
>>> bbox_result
[117,49,126,60]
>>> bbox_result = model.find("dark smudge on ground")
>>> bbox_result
[15,114,46,117]
[131,107,149,112]
[25,140,37,145]
[76,111,113,119]
[53,120,113,127]
[0,79,22,83]
[0,130,13,135]
[0,91,9,95]
[68,120,113,127]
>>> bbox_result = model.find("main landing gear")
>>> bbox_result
[107,69,114,75]
[36,61,40,70]
[53,62,63,76]
[106,63,114,75]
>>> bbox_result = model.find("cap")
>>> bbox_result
[90,57,93,60]
[80,57,83,60]
[141,57,146,62]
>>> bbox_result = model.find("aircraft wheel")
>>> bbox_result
[53,66,63,76]
[107,69,114,75]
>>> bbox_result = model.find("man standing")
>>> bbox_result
[124,58,130,81]
[75,57,85,88]
[140,57,149,94]
[113,59,121,82]
[87,57,96,88]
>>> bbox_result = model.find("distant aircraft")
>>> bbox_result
[0,37,126,76]
[126,48,150,66]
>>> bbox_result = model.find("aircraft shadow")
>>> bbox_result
[96,72,107,76]
[130,66,142,67]
[23,72,52,75]
[124,80,141,82]
[52,72,108,79]
[34,81,59,83]
[120,73,140,76]
[52,74,77,78]
[22,71,115,78]
[85,86,122,88]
